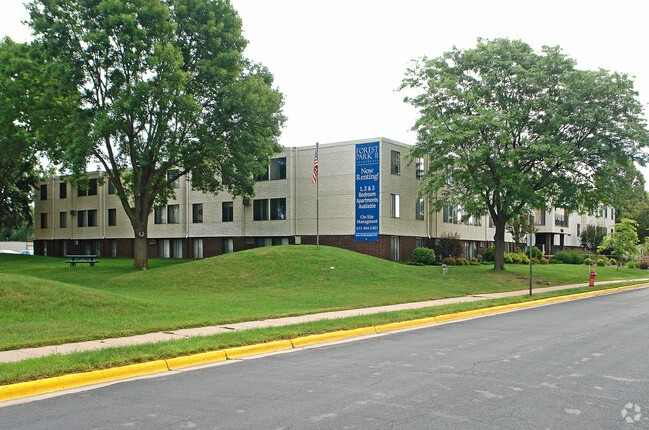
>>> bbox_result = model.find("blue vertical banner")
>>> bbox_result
[355,141,380,241]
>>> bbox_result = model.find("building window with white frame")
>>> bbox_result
[391,150,400,175]
[222,201,233,222]
[223,238,234,254]
[167,169,180,188]
[390,236,400,261]
[416,198,425,221]
[59,212,67,228]
[253,199,269,221]
[192,203,203,223]
[270,157,287,180]
[154,207,166,224]
[167,204,180,224]
[193,238,203,259]
[390,194,400,218]
[443,204,454,223]
[415,157,424,179]
[270,198,286,220]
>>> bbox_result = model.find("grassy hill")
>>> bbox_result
[0,245,646,350]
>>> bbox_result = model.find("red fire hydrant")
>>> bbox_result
[589,268,597,287]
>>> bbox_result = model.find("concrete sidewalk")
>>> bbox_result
[3,278,648,364]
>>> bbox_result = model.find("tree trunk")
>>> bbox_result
[133,233,149,270]
[493,219,507,271]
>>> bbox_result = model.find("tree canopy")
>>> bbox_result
[28,0,285,269]
[401,38,649,270]
[599,218,639,268]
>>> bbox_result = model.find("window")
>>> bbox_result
[154,207,166,224]
[466,215,481,226]
[77,210,87,227]
[222,201,233,222]
[255,168,269,182]
[158,239,183,258]
[611,208,615,220]
[107,180,116,195]
[391,150,400,175]
[40,184,47,200]
[253,199,269,221]
[416,237,425,249]
[108,239,117,257]
[192,203,203,223]
[88,178,97,196]
[108,208,117,226]
[415,157,424,179]
[390,236,400,261]
[390,194,400,218]
[443,204,455,223]
[416,198,425,221]
[270,157,287,180]
[40,213,47,229]
[59,212,67,228]
[193,239,203,259]
[270,198,286,220]
[167,204,180,224]
[167,169,180,188]
[222,238,234,254]
[87,209,97,227]
[577,223,581,237]
[604,207,608,218]
[59,182,67,199]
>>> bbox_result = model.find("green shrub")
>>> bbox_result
[609,258,617,266]
[584,257,592,265]
[404,261,425,266]
[520,255,530,264]
[596,258,606,267]
[509,253,523,264]
[637,260,649,270]
[504,253,514,264]
[554,250,585,265]
[456,257,469,266]
[412,247,436,265]
[626,260,636,269]
[549,258,563,264]
[435,232,464,260]
[539,257,549,264]
[484,246,495,262]
[532,257,541,264]
[527,247,543,260]
[441,257,456,266]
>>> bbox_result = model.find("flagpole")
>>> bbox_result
[316,142,319,248]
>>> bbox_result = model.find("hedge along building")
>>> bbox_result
[33,137,613,261]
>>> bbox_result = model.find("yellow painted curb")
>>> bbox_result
[375,317,437,333]
[434,309,483,322]
[166,350,227,370]
[0,360,168,402]
[224,340,293,359]
[291,327,376,348]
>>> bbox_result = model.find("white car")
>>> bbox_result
[0,250,19,254]
[19,250,34,255]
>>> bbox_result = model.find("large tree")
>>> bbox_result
[28,0,285,269]
[402,38,649,270]
[0,38,39,230]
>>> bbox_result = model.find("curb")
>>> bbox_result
[2,282,648,403]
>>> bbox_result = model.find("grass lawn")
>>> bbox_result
[1,245,647,352]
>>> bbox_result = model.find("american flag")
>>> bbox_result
[312,147,318,184]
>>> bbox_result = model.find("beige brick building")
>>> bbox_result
[33,137,615,261]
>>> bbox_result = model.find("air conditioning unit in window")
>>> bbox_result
[70,210,76,216]
[242,198,250,206]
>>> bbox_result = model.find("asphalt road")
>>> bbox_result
[2,288,649,429]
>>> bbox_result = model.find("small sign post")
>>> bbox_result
[528,233,535,295]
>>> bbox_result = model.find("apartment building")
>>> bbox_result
[33,137,614,261]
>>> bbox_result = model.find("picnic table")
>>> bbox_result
[65,254,99,267]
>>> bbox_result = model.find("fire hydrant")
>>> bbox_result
[589,268,597,287]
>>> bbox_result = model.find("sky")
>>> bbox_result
[2,0,649,176]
